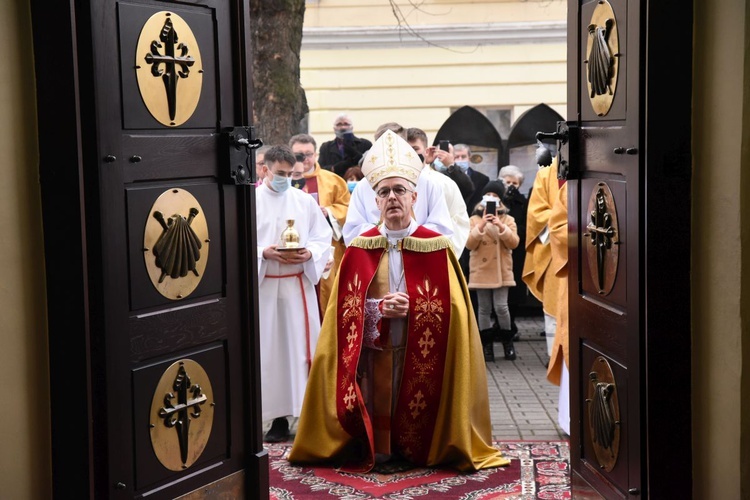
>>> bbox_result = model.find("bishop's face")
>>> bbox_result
[374,177,417,230]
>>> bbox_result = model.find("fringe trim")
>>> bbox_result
[350,235,388,250]
[349,234,452,253]
[402,236,452,252]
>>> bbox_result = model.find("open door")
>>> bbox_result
[560,0,693,497]
[31,1,267,498]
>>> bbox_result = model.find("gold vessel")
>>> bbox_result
[279,219,300,248]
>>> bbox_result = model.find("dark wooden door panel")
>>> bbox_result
[86,1,253,497]
[126,181,224,311]
[578,344,630,494]
[132,343,228,492]
[578,1,628,123]
[568,0,692,498]
[568,0,641,497]
[121,135,219,183]
[117,2,219,131]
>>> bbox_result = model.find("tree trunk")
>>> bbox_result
[248,0,308,146]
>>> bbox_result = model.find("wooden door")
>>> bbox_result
[31,1,267,498]
[563,0,693,498]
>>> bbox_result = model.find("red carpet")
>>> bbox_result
[267,440,570,499]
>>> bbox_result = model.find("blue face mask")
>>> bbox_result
[347,180,358,193]
[270,174,292,193]
[455,160,470,172]
[433,159,448,172]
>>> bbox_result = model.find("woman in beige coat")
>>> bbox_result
[466,180,520,361]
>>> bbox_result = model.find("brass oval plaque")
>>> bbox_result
[585,182,619,295]
[586,0,619,117]
[136,11,203,127]
[150,359,214,471]
[587,356,620,472]
[143,188,209,300]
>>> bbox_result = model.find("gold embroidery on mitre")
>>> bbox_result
[361,130,424,188]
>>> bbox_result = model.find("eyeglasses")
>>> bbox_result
[376,185,413,198]
[297,152,316,158]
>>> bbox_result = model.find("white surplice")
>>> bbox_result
[420,167,470,258]
[256,184,333,421]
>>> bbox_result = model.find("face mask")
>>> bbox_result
[334,127,353,139]
[455,160,470,172]
[347,180,358,193]
[433,158,448,172]
[292,177,306,190]
[270,174,292,193]
[482,195,498,205]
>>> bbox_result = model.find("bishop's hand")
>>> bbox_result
[381,291,409,318]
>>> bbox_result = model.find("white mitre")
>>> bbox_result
[361,129,424,188]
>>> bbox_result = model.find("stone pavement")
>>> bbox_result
[486,314,568,441]
[268,314,567,442]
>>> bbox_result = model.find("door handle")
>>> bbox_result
[535,121,578,180]
[222,126,263,185]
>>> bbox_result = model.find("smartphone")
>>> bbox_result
[485,200,497,215]
[438,140,450,152]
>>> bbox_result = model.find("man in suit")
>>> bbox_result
[317,113,373,178]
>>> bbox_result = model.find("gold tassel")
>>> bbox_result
[350,234,451,253]
[402,236,452,253]
[350,235,388,250]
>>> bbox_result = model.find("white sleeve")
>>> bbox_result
[342,181,379,245]
[303,197,334,284]
[416,172,454,240]
[442,180,470,258]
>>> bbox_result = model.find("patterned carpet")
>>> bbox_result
[267,440,571,499]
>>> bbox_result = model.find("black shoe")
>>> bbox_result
[264,417,290,443]
[502,341,516,361]
[482,341,495,362]
[480,328,495,362]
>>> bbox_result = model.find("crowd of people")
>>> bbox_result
[254,113,568,472]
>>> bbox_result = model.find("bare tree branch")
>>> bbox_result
[387,0,480,53]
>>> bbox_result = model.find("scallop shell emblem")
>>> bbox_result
[144,188,209,300]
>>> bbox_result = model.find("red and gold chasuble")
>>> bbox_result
[289,226,508,473]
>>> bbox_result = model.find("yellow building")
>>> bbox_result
[301,0,567,156]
